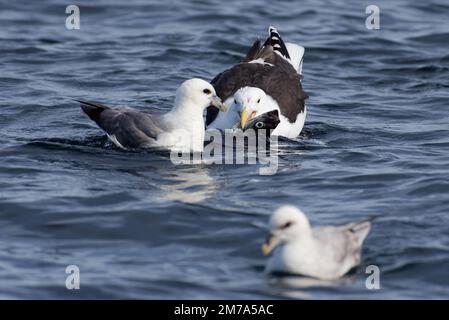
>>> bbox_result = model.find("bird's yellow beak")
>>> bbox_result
[261,233,279,256]
[261,243,272,256]
[240,107,256,129]
[219,103,228,113]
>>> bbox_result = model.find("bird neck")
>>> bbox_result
[290,226,313,243]
[170,101,204,125]
[288,232,315,251]
[164,101,205,152]
[258,98,277,115]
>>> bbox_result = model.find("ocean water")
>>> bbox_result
[1,0,449,299]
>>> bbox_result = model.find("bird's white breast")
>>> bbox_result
[260,95,306,139]
[272,107,306,139]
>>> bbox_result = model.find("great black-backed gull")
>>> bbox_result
[206,26,308,139]
[262,206,372,280]
[79,78,226,152]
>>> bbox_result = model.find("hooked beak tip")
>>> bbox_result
[261,243,271,256]
[211,95,227,112]
[262,233,278,256]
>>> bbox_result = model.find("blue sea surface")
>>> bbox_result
[0,0,448,299]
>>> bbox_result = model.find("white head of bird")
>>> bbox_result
[175,78,226,113]
[232,87,269,128]
[262,205,312,256]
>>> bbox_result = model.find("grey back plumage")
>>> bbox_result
[313,219,371,265]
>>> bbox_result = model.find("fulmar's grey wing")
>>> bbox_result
[314,219,371,265]
[206,42,308,126]
[79,100,164,149]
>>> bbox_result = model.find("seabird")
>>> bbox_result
[262,205,372,280]
[206,26,308,139]
[79,78,226,152]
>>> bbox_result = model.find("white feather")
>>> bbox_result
[285,42,305,74]
[107,134,127,150]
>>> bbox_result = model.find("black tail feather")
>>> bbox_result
[263,26,290,60]
[77,100,111,123]
[242,39,262,62]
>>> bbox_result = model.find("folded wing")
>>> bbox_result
[79,100,164,149]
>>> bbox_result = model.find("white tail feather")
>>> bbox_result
[285,42,305,74]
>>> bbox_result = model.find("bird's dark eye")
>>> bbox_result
[257,99,261,103]
[234,99,237,104]
[203,88,211,94]
[255,122,264,129]
[280,221,293,229]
